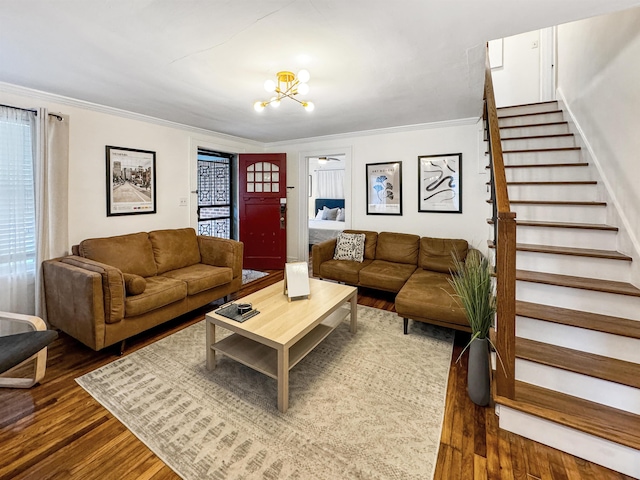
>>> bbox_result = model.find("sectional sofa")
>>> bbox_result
[312,230,476,333]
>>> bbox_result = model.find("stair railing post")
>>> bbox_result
[495,212,517,399]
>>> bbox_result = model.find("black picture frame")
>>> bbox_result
[106,145,157,216]
[366,161,402,215]
[418,153,462,213]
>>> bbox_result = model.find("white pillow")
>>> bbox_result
[314,209,324,220]
[322,206,340,220]
[336,208,345,222]
[333,232,366,262]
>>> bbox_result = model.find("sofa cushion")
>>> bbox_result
[149,228,202,275]
[359,260,417,292]
[333,232,366,262]
[123,273,146,296]
[161,264,233,296]
[420,237,469,273]
[344,230,378,260]
[395,269,468,327]
[124,276,187,317]
[319,259,373,285]
[79,232,157,278]
[375,232,420,265]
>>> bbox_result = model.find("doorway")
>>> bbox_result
[298,147,352,262]
[196,149,235,239]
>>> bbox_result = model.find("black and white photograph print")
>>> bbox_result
[418,153,462,213]
[366,161,403,215]
[106,145,157,216]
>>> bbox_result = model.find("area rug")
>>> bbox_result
[242,269,269,285]
[76,306,454,479]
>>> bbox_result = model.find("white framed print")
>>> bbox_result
[418,153,462,214]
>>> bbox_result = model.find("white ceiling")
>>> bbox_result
[1,1,639,143]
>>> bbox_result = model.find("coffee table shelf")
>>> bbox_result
[211,306,351,379]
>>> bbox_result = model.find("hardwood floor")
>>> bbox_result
[0,271,633,480]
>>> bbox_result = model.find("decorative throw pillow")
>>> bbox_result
[336,208,345,221]
[123,273,146,296]
[333,232,366,262]
[315,209,324,220]
[322,206,340,220]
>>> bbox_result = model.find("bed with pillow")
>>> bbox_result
[309,198,345,245]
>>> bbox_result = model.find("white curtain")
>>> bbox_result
[0,106,37,315]
[35,110,69,319]
[316,169,345,199]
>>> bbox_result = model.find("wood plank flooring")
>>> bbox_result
[0,271,634,480]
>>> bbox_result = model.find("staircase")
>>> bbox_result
[488,100,640,478]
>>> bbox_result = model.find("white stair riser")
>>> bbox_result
[516,360,640,414]
[511,204,607,224]
[502,136,576,150]
[516,316,640,363]
[501,124,570,138]
[499,112,565,127]
[506,166,592,183]
[497,102,559,116]
[514,251,631,282]
[503,149,582,165]
[508,184,598,202]
[516,281,640,321]
[498,407,640,479]
[516,225,618,250]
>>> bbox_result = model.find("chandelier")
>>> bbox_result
[253,70,314,112]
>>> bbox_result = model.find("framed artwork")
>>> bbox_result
[366,161,402,215]
[418,153,462,213]
[106,145,156,216]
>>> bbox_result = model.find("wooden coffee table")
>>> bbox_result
[205,278,357,413]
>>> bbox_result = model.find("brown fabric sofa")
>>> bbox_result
[43,228,243,351]
[312,230,475,333]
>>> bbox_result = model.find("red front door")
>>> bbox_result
[239,153,287,270]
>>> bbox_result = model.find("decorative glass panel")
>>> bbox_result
[272,165,279,172]
[272,183,279,192]
[248,164,254,171]
[256,172,263,182]
[256,162,263,170]
[272,172,279,181]
[247,182,254,192]
[255,183,263,192]
[264,183,271,192]
[263,163,271,171]
[264,172,271,182]
[247,172,254,181]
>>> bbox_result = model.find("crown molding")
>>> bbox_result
[0,81,263,148]
[264,116,480,148]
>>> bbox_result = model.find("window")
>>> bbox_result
[197,149,234,239]
[0,107,36,277]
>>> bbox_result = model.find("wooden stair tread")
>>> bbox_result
[487,181,597,185]
[487,199,606,206]
[498,110,562,119]
[487,241,631,261]
[489,162,589,169]
[499,219,617,231]
[501,133,574,141]
[500,121,568,130]
[516,337,640,389]
[497,100,558,110]
[516,301,640,339]
[516,269,640,297]
[494,381,640,450]
[502,147,580,153]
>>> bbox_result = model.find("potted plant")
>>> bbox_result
[449,251,496,406]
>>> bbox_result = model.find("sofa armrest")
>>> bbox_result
[43,258,114,351]
[197,236,244,279]
[312,238,337,277]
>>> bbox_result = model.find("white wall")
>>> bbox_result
[557,7,640,280]
[492,30,542,107]
[0,86,258,250]
[268,122,492,261]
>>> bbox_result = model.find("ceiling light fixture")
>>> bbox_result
[253,70,314,113]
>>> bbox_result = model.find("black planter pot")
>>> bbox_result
[467,337,490,406]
